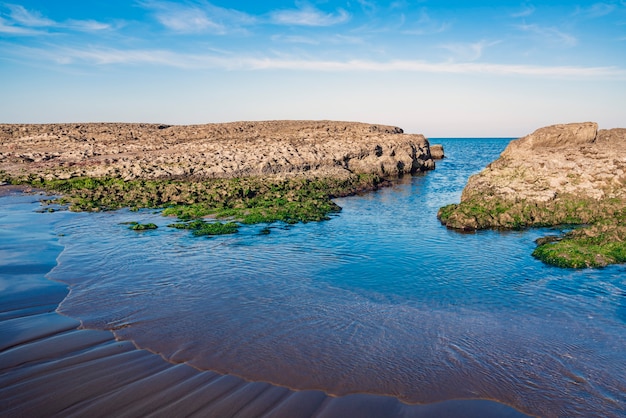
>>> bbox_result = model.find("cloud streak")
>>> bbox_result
[439,40,500,61]
[516,23,577,47]
[402,8,451,35]
[246,58,625,79]
[270,5,350,26]
[5,4,55,27]
[0,16,44,35]
[155,8,224,33]
[139,0,255,34]
[13,44,624,79]
[511,5,536,18]
[574,3,616,19]
[65,19,113,32]
[0,3,112,34]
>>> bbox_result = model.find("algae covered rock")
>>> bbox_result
[128,222,158,231]
[438,122,626,268]
[168,220,239,236]
[1,120,438,235]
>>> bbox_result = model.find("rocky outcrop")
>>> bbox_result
[502,122,598,152]
[439,122,626,229]
[0,121,435,181]
[438,122,626,267]
[429,144,445,159]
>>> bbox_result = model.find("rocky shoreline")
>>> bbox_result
[0,120,440,226]
[4,119,625,267]
[439,122,626,268]
[0,120,437,181]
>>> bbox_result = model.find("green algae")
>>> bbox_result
[128,222,158,231]
[168,220,239,236]
[439,195,626,268]
[11,173,385,234]
[532,238,626,268]
[531,221,626,268]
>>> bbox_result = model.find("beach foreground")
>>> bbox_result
[0,190,529,417]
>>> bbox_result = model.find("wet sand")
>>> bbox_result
[0,190,530,417]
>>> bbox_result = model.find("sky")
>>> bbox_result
[0,1,625,136]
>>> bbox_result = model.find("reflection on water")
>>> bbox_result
[51,139,626,417]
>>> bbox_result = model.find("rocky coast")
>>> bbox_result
[0,120,438,226]
[0,120,436,180]
[439,122,626,268]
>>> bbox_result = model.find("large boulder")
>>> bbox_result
[501,122,598,156]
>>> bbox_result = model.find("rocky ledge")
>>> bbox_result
[0,120,435,181]
[0,120,439,227]
[439,122,626,268]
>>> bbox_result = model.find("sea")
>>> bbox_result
[2,138,625,417]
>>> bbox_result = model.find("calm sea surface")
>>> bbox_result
[24,139,626,416]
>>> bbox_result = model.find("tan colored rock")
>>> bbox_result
[0,121,435,181]
[463,122,626,204]
[441,122,626,230]
[430,144,445,159]
[501,122,598,156]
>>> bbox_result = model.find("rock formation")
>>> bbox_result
[0,121,435,182]
[438,122,626,267]
[439,122,626,230]
[429,144,445,159]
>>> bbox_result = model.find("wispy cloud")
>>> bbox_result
[402,8,450,35]
[271,34,320,45]
[573,3,616,19]
[270,5,349,27]
[403,22,450,36]
[140,1,225,33]
[5,4,55,27]
[139,0,255,34]
[0,4,52,35]
[0,4,112,34]
[248,59,624,80]
[153,6,223,33]
[357,0,377,14]
[141,1,349,31]
[439,40,500,61]
[272,34,363,46]
[0,16,42,35]
[516,23,577,47]
[53,47,191,66]
[66,19,113,32]
[511,4,536,18]
[390,1,413,10]
[12,44,625,79]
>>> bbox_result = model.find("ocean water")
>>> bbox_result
[31,139,626,416]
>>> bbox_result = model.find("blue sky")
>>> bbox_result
[1,1,625,136]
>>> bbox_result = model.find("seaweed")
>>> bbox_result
[17,174,383,229]
[129,223,158,231]
[168,220,238,236]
